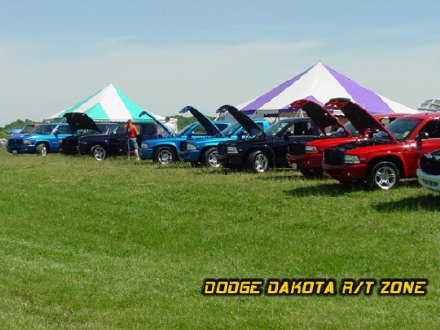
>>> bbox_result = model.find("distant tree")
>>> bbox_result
[173,115,216,132]
[0,119,37,138]
[173,115,197,131]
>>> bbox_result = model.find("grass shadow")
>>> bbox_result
[375,194,440,212]
[394,178,422,189]
[284,182,362,197]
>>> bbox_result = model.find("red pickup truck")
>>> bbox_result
[322,99,440,190]
[286,99,405,178]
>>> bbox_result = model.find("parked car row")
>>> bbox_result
[6,99,440,192]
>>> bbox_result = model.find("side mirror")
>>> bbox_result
[416,131,429,140]
[416,131,429,148]
[283,131,292,141]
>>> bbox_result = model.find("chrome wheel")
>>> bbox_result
[374,166,396,190]
[91,145,107,161]
[207,151,220,168]
[367,161,400,190]
[253,153,269,173]
[36,144,48,156]
[247,150,270,173]
[154,147,175,165]
[203,148,221,168]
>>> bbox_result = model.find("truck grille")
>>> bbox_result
[420,150,440,175]
[324,148,345,165]
[8,139,23,145]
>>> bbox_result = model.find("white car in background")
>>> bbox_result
[417,149,440,192]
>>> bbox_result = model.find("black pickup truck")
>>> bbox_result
[61,113,164,160]
[216,101,350,173]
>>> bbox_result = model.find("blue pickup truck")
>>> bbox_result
[139,106,231,164]
[178,106,271,167]
[7,123,74,156]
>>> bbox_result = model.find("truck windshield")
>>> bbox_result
[221,122,241,137]
[376,118,423,141]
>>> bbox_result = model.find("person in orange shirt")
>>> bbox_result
[126,119,140,160]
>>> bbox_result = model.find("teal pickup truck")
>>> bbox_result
[179,107,271,167]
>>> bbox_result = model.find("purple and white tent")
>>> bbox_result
[237,62,417,116]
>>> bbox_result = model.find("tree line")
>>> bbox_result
[0,119,37,139]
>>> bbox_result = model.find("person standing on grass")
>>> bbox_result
[125,119,140,160]
[164,116,177,133]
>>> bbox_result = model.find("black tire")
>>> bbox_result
[153,147,176,165]
[35,143,48,156]
[90,145,107,161]
[300,167,323,178]
[246,150,269,173]
[366,161,400,190]
[202,147,221,168]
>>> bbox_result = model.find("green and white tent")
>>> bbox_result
[47,84,163,122]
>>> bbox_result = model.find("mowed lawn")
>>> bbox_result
[0,147,438,330]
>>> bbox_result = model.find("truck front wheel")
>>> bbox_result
[247,151,269,173]
[154,147,176,165]
[366,161,400,190]
[202,148,221,168]
[35,143,48,157]
[90,145,107,161]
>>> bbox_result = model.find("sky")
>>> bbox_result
[0,0,438,126]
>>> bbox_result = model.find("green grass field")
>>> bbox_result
[0,147,438,329]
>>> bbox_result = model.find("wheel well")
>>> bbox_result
[154,145,177,154]
[368,156,404,177]
[201,146,216,156]
[89,143,107,151]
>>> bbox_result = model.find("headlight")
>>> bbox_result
[227,146,238,154]
[141,143,149,148]
[305,146,318,153]
[23,139,32,145]
[344,155,361,164]
[186,143,198,150]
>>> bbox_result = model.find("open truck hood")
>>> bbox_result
[138,109,176,137]
[290,99,351,136]
[179,106,224,138]
[325,98,398,142]
[216,105,265,137]
[64,113,102,133]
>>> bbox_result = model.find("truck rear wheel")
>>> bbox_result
[366,161,400,190]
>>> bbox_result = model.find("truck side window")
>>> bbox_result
[420,120,440,138]
[57,126,72,134]
[293,122,309,135]
[141,123,156,135]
